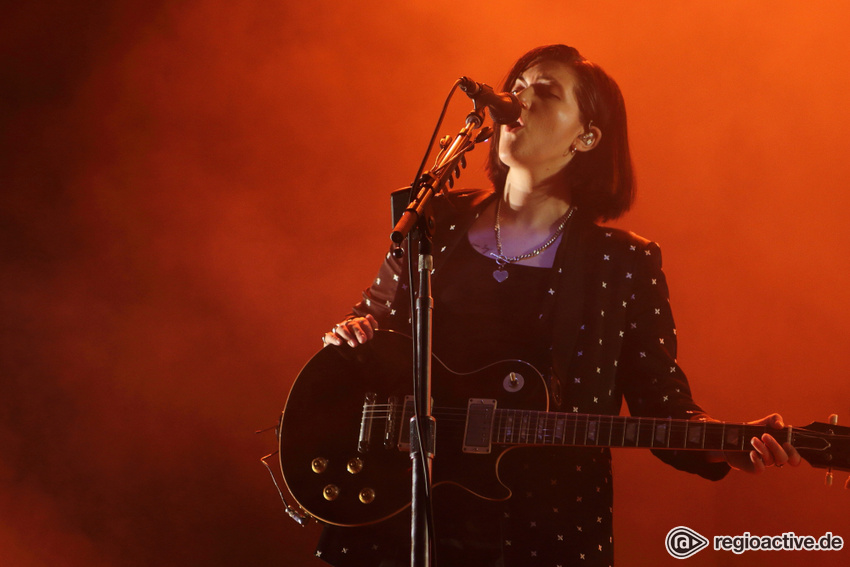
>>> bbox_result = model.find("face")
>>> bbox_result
[498,59,588,176]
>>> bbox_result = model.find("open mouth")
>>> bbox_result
[504,118,523,132]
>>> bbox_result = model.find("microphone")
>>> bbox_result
[458,77,521,125]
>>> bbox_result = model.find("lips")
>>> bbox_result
[504,117,524,133]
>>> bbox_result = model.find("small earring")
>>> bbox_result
[564,145,577,156]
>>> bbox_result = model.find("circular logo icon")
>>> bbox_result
[665,526,709,559]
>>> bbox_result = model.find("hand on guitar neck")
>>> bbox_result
[705,413,802,473]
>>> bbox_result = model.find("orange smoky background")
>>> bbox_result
[2,1,849,566]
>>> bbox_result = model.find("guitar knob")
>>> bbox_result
[347,458,364,474]
[323,484,340,501]
[311,457,329,474]
[359,488,376,504]
[825,469,834,487]
[829,414,838,425]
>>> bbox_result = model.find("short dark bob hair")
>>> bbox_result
[486,44,634,222]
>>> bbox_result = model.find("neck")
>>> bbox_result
[502,168,571,229]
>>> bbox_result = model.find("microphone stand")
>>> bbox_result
[391,106,492,567]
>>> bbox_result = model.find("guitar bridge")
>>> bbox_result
[463,398,497,453]
[384,396,401,450]
[397,396,415,452]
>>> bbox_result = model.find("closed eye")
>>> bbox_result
[533,83,559,99]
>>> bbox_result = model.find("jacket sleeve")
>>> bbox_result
[619,241,730,480]
[348,242,413,334]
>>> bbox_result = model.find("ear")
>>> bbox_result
[573,124,602,153]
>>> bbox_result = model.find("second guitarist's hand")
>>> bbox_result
[322,315,379,348]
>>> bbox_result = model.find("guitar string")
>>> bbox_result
[357,408,814,443]
[360,406,793,430]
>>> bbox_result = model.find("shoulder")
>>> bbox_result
[435,187,495,214]
[577,223,665,271]
[581,223,655,251]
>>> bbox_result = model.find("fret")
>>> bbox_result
[783,425,793,446]
[639,418,656,448]
[545,413,556,445]
[519,411,529,444]
[528,411,540,445]
[703,422,723,450]
[554,414,566,445]
[741,424,761,451]
[535,412,546,444]
[503,410,515,444]
[654,419,670,447]
[608,415,614,447]
[571,413,578,445]
[724,423,743,451]
[669,418,687,449]
[595,416,612,447]
[529,413,536,444]
[608,416,625,448]
[624,419,637,445]
[513,410,523,443]
[587,416,598,445]
[686,422,703,449]
[572,415,586,446]
[539,413,548,444]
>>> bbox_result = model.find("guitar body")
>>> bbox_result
[279,330,548,527]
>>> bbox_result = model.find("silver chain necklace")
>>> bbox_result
[489,199,575,282]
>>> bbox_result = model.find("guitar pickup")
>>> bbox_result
[463,398,497,453]
[358,393,377,453]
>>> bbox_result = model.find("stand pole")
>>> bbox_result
[391,106,489,567]
[410,239,434,567]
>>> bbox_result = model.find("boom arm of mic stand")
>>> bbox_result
[390,110,491,245]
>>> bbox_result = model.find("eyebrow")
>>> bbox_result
[515,73,565,96]
[516,73,561,86]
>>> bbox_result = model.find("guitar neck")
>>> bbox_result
[492,410,790,452]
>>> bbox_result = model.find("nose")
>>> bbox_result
[513,87,530,109]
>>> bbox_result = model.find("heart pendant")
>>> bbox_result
[493,268,509,283]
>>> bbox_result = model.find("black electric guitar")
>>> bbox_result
[278,330,850,527]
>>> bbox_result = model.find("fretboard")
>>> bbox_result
[493,410,790,452]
